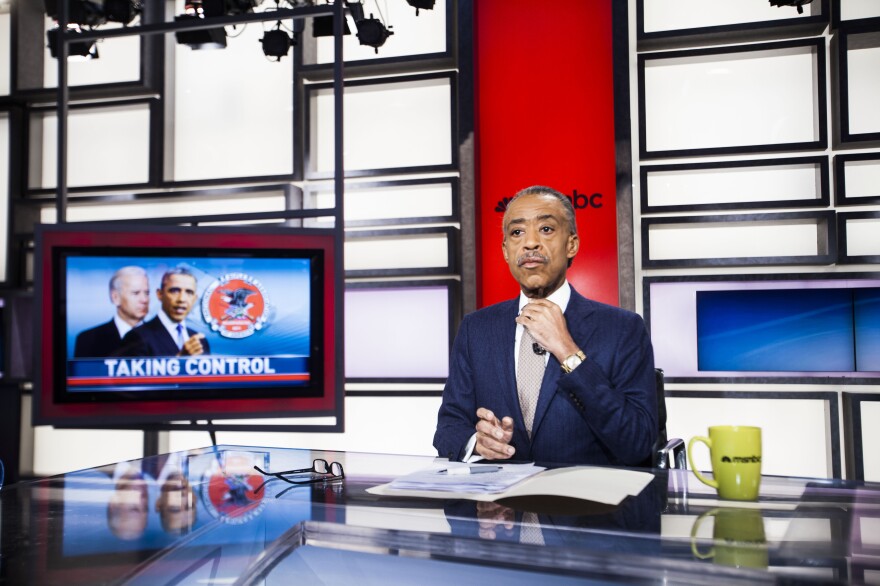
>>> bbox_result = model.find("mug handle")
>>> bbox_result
[690,508,719,560]
[687,436,718,490]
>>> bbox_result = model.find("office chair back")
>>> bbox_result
[652,368,686,470]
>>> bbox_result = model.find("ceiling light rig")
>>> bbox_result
[260,20,299,61]
[405,0,434,16]
[768,0,814,14]
[346,1,392,54]
[44,0,143,59]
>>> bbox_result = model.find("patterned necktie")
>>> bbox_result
[517,328,545,438]
[175,323,185,350]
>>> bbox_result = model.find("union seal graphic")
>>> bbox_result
[201,273,270,339]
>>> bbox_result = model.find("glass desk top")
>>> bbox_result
[0,445,878,585]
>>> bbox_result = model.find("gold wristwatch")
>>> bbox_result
[561,350,586,374]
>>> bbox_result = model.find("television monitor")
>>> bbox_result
[33,224,340,427]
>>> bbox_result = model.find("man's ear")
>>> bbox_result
[502,239,509,262]
[567,233,580,259]
[110,290,121,307]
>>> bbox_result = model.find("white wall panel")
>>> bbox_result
[643,0,814,33]
[0,114,7,281]
[310,183,453,224]
[847,218,880,256]
[345,233,449,271]
[841,0,880,21]
[862,402,880,482]
[847,44,880,136]
[39,194,287,224]
[312,77,452,172]
[315,0,447,63]
[648,220,819,260]
[0,12,10,96]
[667,396,832,478]
[167,396,444,459]
[646,163,821,208]
[173,24,293,181]
[345,286,449,379]
[42,22,140,88]
[39,104,150,188]
[844,158,880,199]
[643,46,819,152]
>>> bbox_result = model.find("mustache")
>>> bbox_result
[517,252,547,266]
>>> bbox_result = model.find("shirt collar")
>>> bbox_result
[518,280,571,313]
[157,309,186,336]
[113,314,141,338]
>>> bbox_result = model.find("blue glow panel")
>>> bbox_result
[696,289,856,372]
[855,288,880,372]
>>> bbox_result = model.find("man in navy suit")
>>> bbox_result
[434,186,657,466]
[73,266,150,358]
[120,267,210,357]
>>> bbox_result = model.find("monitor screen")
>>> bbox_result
[33,224,340,426]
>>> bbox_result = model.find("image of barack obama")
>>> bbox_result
[119,267,210,357]
[74,266,150,358]
[434,185,657,467]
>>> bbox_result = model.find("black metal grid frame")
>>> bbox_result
[636,0,829,51]
[344,225,459,278]
[641,210,837,268]
[837,210,880,264]
[643,271,880,385]
[834,151,880,206]
[666,389,842,478]
[303,70,459,180]
[638,38,828,160]
[842,392,880,482]
[640,156,830,214]
[303,176,460,228]
[836,26,880,145]
[344,277,461,395]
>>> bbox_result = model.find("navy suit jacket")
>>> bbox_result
[433,288,657,466]
[74,319,122,358]
[119,315,210,357]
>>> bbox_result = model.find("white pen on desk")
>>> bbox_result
[437,466,502,475]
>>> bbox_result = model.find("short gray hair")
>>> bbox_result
[502,185,577,236]
[109,266,148,295]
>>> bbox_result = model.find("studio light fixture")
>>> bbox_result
[353,13,392,53]
[261,22,294,60]
[103,0,143,24]
[46,24,99,59]
[344,2,392,53]
[44,0,106,27]
[768,0,814,14]
[405,0,434,16]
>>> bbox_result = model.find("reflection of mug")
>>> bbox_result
[691,508,768,569]
[688,426,762,501]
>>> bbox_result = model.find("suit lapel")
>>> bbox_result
[529,289,595,439]
[498,301,525,435]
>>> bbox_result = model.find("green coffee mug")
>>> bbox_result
[691,508,768,569]
[687,425,762,501]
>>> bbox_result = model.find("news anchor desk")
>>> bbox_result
[0,446,878,585]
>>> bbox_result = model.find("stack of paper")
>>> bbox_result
[369,465,655,506]
[387,463,544,495]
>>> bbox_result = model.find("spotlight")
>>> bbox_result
[312,15,351,37]
[768,0,814,14]
[175,14,227,49]
[261,23,293,61]
[353,13,392,53]
[174,2,226,50]
[405,0,434,16]
[46,25,99,59]
[103,0,142,24]
[44,0,105,27]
